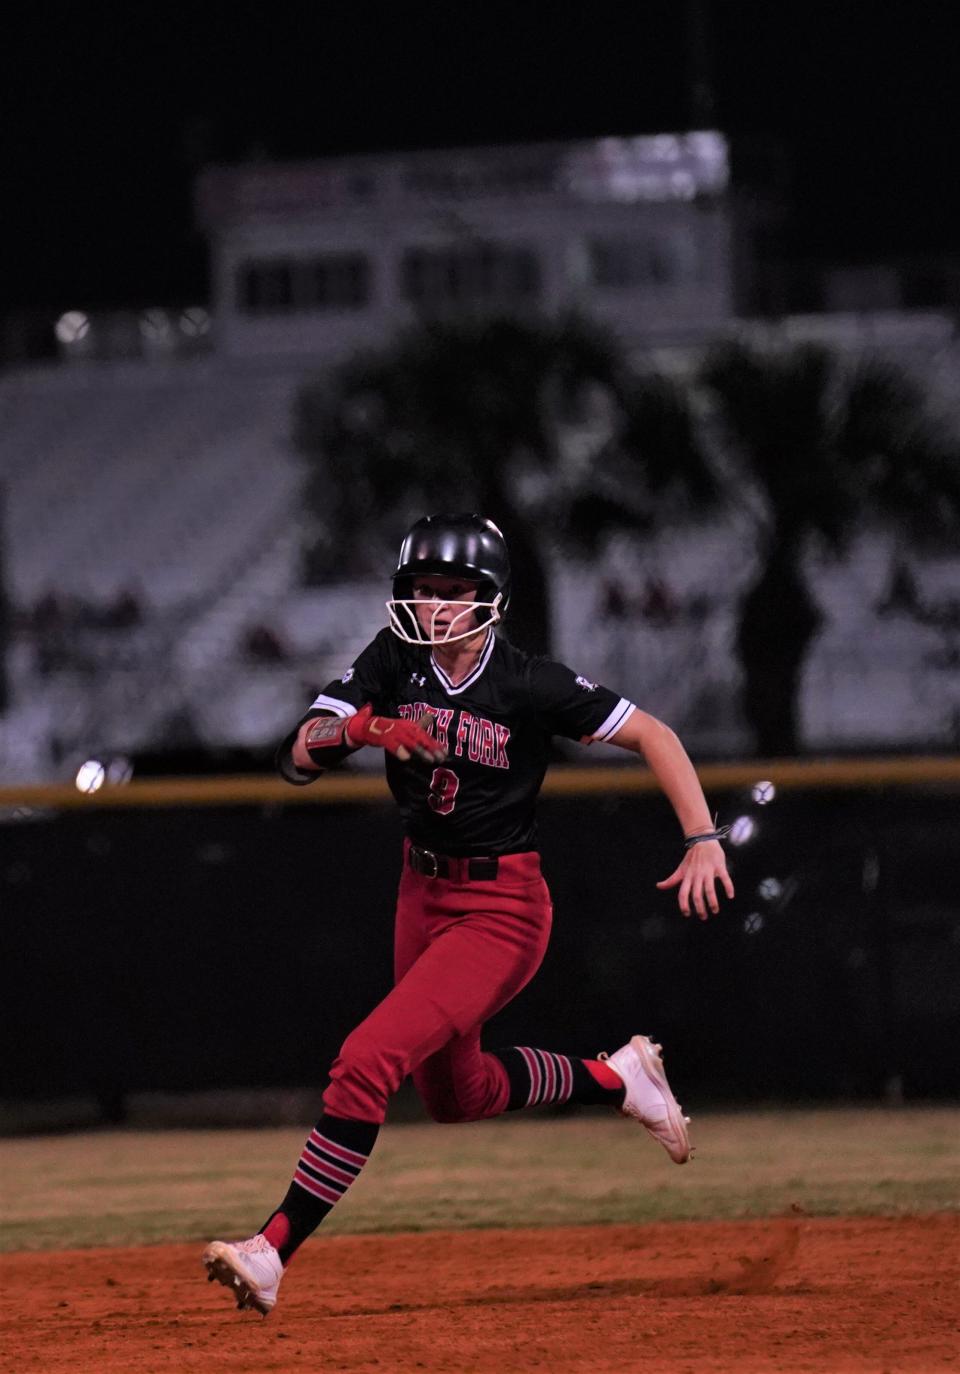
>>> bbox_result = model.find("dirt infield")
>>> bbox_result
[2,1214,956,1373]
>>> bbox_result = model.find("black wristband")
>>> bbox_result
[684,825,730,850]
[305,740,357,769]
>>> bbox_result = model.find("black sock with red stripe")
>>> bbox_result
[493,1047,626,1111]
[259,1113,379,1264]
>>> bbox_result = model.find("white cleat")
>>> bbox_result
[601,1034,693,1164]
[202,1234,283,1315]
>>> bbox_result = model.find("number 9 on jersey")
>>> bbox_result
[427,767,460,815]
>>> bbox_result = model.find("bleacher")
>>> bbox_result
[2,361,301,607]
[0,358,311,777]
[2,324,959,783]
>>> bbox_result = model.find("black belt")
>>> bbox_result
[408,845,499,881]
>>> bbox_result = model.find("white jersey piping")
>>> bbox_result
[309,693,358,718]
[591,698,637,741]
[430,630,495,697]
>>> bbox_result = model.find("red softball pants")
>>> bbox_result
[322,842,552,1123]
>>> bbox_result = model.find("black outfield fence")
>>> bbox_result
[1,761,958,1118]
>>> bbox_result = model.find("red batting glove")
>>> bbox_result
[345,703,447,764]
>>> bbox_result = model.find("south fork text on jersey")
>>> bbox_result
[398,702,510,770]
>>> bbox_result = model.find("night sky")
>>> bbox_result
[5,1,956,312]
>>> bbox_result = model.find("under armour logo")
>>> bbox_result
[410,672,426,687]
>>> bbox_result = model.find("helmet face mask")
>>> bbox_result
[387,514,511,647]
[387,590,504,646]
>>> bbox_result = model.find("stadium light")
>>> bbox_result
[55,311,91,344]
[139,308,176,353]
[179,306,211,338]
[728,815,756,846]
[106,756,134,785]
[75,759,106,794]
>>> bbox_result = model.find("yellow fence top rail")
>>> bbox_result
[1,755,959,811]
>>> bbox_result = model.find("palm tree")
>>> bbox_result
[699,339,960,755]
[295,314,636,654]
[297,320,960,755]
[560,366,720,546]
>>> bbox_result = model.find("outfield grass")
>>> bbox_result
[1,1105,957,1253]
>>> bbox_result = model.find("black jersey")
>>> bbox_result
[279,627,636,856]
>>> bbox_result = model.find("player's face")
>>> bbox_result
[412,576,480,641]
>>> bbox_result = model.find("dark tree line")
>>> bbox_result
[295,316,960,757]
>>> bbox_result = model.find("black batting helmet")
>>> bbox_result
[387,513,511,645]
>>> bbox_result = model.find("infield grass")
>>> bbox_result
[1,1105,957,1253]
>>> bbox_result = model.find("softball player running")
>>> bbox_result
[203,514,733,1314]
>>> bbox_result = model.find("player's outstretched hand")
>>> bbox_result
[345,702,447,765]
[656,840,734,920]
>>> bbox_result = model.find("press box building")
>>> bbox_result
[195,131,736,361]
